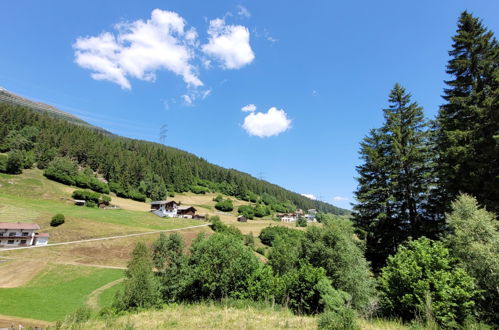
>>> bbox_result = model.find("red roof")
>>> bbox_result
[0,222,40,230]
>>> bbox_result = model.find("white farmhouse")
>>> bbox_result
[0,222,49,248]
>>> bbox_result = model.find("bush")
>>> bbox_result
[188,233,260,300]
[72,189,111,207]
[114,242,161,311]
[5,150,24,174]
[238,205,255,219]
[254,204,270,218]
[0,154,7,172]
[282,263,335,315]
[213,194,224,202]
[318,309,358,330]
[44,157,78,185]
[445,194,499,325]
[210,216,243,239]
[190,185,210,194]
[259,226,303,246]
[50,213,65,227]
[380,237,478,328]
[296,216,307,227]
[300,221,376,313]
[215,199,233,212]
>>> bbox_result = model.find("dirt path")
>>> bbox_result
[0,223,210,252]
[0,260,46,288]
[86,278,124,309]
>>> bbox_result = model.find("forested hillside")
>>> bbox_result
[0,103,348,215]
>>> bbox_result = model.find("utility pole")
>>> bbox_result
[159,124,168,145]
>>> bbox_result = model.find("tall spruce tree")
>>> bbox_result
[353,84,434,271]
[435,11,499,213]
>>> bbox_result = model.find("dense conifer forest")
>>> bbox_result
[0,103,348,215]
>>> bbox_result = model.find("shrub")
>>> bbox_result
[254,204,270,218]
[210,216,243,239]
[0,154,7,172]
[296,216,307,227]
[300,221,376,313]
[190,185,209,194]
[244,233,255,248]
[259,226,303,246]
[5,150,24,174]
[44,157,78,185]
[282,263,335,315]
[188,233,260,300]
[50,213,65,227]
[215,199,233,212]
[380,237,478,328]
[113,242,161,311]
[445,194,499,325]
[318,309,358,330]
[212,194,224,202]
[238,205,255,219]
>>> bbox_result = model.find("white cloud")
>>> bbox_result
[241,104,256,112]
[312,90,319,96]
[237,5,251,17]
[242,107,291,138]
[182,94,193,105]
[301,194,317,200]
[74,9,202,89]
[202,18,255,69]
[332,196,349,202]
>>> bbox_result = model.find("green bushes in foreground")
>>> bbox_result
[379,237,477,328]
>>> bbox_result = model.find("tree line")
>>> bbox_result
[0,105,348,215]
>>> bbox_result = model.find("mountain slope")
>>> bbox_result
[0,98,349,215]
[0,88,108,133]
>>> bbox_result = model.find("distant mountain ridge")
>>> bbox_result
[0,88,109,133]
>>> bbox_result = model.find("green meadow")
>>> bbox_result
[0,263,123,322]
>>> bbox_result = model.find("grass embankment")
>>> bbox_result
[0,169,205,242]
[57,303,318,329]
[0,262,123,322]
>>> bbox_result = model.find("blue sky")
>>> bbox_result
[1,1,498,209]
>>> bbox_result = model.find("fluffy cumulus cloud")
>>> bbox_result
[241,104,256,112]
[301,194,317,200]
[332,196,349,202]
[242,107,291,138]
[202,18,255,69]
[74,9,202,90]
[74,9,255,93]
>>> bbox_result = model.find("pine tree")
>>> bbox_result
[435,11,499,213]
[353,84,434,271]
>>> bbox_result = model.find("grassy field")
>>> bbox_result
[0,170,205,242]
[0,226,212,268]
[0,261,123,322]
[56,303,318,329]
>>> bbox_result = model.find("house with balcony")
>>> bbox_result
[150,200,197,218]
[0,222,49,248]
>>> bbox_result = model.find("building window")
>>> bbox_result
[7,240,14,244]
[22,232,29,236]
[9,233,16,237]
[20,240,27,244]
